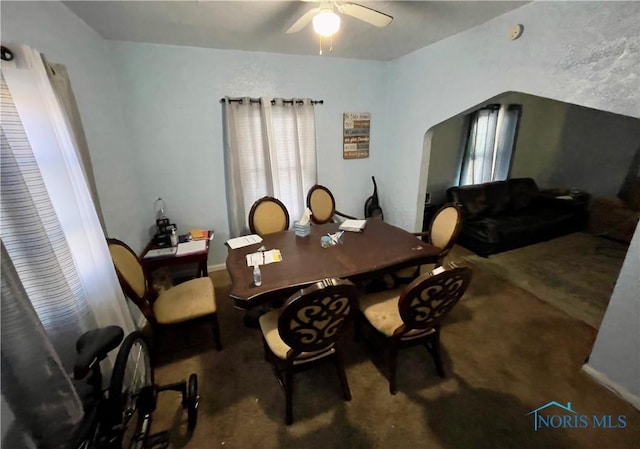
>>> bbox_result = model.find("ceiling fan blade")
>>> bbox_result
[338,3,393,28]
[286,7,320,34]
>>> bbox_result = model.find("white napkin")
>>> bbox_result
[298,207,312,226]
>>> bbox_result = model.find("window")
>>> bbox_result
[223,97,318,237]
[459,104,522,185]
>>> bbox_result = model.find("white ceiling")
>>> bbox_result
[64,1,528,61]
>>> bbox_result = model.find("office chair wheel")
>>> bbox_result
[186,374,199,430]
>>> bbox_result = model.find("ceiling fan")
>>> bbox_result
[286,1,393,54]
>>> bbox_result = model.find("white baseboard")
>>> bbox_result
[582,364,640,411]
[208,263,226,272]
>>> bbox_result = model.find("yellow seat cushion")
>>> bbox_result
[259,309,332,362]
[358,288,435,339]
[153,277,216,325]
[358,288,404,337]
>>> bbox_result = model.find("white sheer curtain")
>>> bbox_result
[459,104,521,185]
[1,45,135,448]
[223,97,318,237]
[45,59,106,232]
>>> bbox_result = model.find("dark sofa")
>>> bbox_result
[446,178,589,256]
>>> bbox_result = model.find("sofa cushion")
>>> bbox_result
[463,218,500,243]
[496,216,535,245]
[447,185,488,219]
[508,178,540,211]
[485,181,511,215]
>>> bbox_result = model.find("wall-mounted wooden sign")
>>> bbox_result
[343,112,370,159]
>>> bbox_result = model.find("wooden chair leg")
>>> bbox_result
[261,337,271,363]
[353,312,362,343]
[334,351,352,401]
[211,314,222,351]
[388,340,399,395]
[426,331,445,378]
[285,368,294,425]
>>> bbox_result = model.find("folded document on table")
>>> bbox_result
[339,219,367,232]
[246,249,282,266]
[226,234,263,249]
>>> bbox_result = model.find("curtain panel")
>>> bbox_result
[1,45,135,448]
[223,97,318,237]
[45,59,106,233]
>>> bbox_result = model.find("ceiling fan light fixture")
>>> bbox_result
[313,10,340,37]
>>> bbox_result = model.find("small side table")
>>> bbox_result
[141,238,210,279]
[541,188,591,230]
[541,188,591,210]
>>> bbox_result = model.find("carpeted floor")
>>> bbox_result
[149,245,639,449]
[462,233,628,329]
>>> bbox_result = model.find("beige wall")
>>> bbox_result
[505,93,567,187]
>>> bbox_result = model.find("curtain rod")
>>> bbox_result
[220,97,323,105]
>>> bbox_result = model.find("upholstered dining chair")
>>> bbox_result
[392,202,463,284]
[356,263,472,394]
[306,184,357,224]
[248,196,290,236]
[107,238,222,352]
[258,278,359,425]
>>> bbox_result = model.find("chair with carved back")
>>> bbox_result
[356,263,472,394]
[107,238,222,353]
[392,203,463,284]
[306,184,357,224]
[248,196,290,236]
[258,278,359,424]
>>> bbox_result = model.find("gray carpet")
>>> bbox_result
[147,245,639,449]
[462,233,628,329]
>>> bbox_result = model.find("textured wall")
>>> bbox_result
[383,1,640,232]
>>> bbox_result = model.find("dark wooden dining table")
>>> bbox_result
[225,219,441,310]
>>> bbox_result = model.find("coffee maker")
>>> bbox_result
[152,198,176,246]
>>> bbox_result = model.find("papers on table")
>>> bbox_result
[176,240,207,256]
[144,247,177,259]
[246,249,282,266]
[226,234,263,249]
[339,219,367,232]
